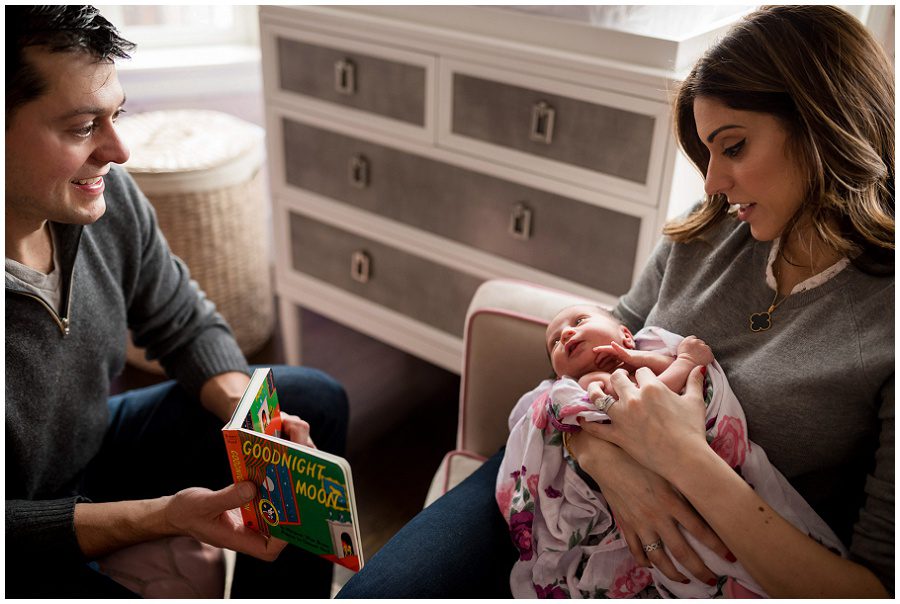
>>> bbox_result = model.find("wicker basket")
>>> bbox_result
[117,110,273,374]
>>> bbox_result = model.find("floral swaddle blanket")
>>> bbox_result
[496,327,847,598]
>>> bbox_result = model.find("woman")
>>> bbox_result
[338,6,894,597]
[571,5,894,597]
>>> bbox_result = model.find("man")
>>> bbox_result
[6,6,348,597]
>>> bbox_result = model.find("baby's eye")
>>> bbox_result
[574,317,586,325]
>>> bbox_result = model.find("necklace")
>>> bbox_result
[749,287,791,332]
[750,256,794,332]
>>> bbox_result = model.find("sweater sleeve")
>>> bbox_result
[6,497,89,563]
[614,235,673,334]
[110,167,251,395]
[849,374,894,594]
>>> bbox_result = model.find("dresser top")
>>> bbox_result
[262,5,751,73]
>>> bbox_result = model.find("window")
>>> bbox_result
[96,5,258,48]
[100,5,263,117]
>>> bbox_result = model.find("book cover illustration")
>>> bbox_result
[242,369,282,436]
[223,368,363,572]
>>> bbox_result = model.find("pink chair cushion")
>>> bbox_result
[96,536,225,598]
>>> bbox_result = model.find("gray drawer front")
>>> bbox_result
[277,37,426,126]
[452,74,654,184]
[289,213,482,336]
[283,119,640,295]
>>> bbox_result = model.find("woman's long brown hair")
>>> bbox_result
[666,5,894,274]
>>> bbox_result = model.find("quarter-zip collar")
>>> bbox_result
[5,222,84,336]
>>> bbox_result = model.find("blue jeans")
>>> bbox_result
[337,449,517,598]
[8,365,348,598]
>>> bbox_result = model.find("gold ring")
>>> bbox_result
[643,539,664,553]
[596,393,617,412]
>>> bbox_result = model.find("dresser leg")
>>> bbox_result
[278,296,303,366]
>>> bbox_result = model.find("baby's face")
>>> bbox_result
[546,305,630,379]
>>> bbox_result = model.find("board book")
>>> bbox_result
[222,367,364,571]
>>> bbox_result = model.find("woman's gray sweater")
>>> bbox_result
[615,216,894,591]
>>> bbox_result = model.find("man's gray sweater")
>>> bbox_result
[6,166,250,563]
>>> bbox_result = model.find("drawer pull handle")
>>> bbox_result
[350,250,372,283]
[509,202,533,241]
[348,154,370,189]
[529,101,555,144]
[334,59,357,95]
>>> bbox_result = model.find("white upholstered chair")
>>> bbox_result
[424,279,597,506]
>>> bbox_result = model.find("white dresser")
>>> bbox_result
[259,6,734,373]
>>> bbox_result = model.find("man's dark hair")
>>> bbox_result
[6,5,135,121]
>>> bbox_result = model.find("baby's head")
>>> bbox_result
[546,304,634,379]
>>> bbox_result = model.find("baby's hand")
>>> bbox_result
[590,344,625,372]
[676,336,714,367]
[595,342,670,374]
[577,371,608,392]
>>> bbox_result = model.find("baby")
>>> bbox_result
[546,304,712,398]
[496,304,846,598]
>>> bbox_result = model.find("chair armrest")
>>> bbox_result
[423,450,487,508]
[457,280,595,457]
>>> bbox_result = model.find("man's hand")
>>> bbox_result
[74,481,288,561]
[163,481,288,561]
[280,412,315,448]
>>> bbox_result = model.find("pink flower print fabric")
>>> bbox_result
[496,327,847,598]
[710,415,749,469]
[509,509,535,562]
[530,392,550,430]
[607,559,654,598]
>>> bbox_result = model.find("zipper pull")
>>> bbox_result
[61,317,70,337]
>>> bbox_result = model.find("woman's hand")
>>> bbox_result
[586,366,888,597]
[585,366,708,477]
[567,430,731,585]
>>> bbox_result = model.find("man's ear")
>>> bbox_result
[620,326,635,349]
